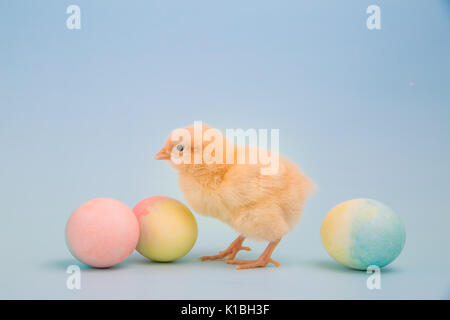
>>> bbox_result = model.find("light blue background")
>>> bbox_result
[1,0,449,299]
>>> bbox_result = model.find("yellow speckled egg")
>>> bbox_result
[321,199,406,270]
[133,196,197,262]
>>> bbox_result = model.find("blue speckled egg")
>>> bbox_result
[320,199,406,270]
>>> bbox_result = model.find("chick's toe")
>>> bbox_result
[199,235,251,261]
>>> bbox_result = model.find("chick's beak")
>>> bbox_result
[154,148,170,160]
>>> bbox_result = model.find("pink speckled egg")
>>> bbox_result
[66,198,140,268]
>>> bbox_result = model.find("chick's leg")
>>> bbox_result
[199,235,251,261]
[226,239,281,270]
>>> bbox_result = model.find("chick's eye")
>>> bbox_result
[176,144,184,152]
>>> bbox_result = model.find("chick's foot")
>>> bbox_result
[226,239,281,270]
[199,235,250,261]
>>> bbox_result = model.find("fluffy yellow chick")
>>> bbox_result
[155,123,315,269]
